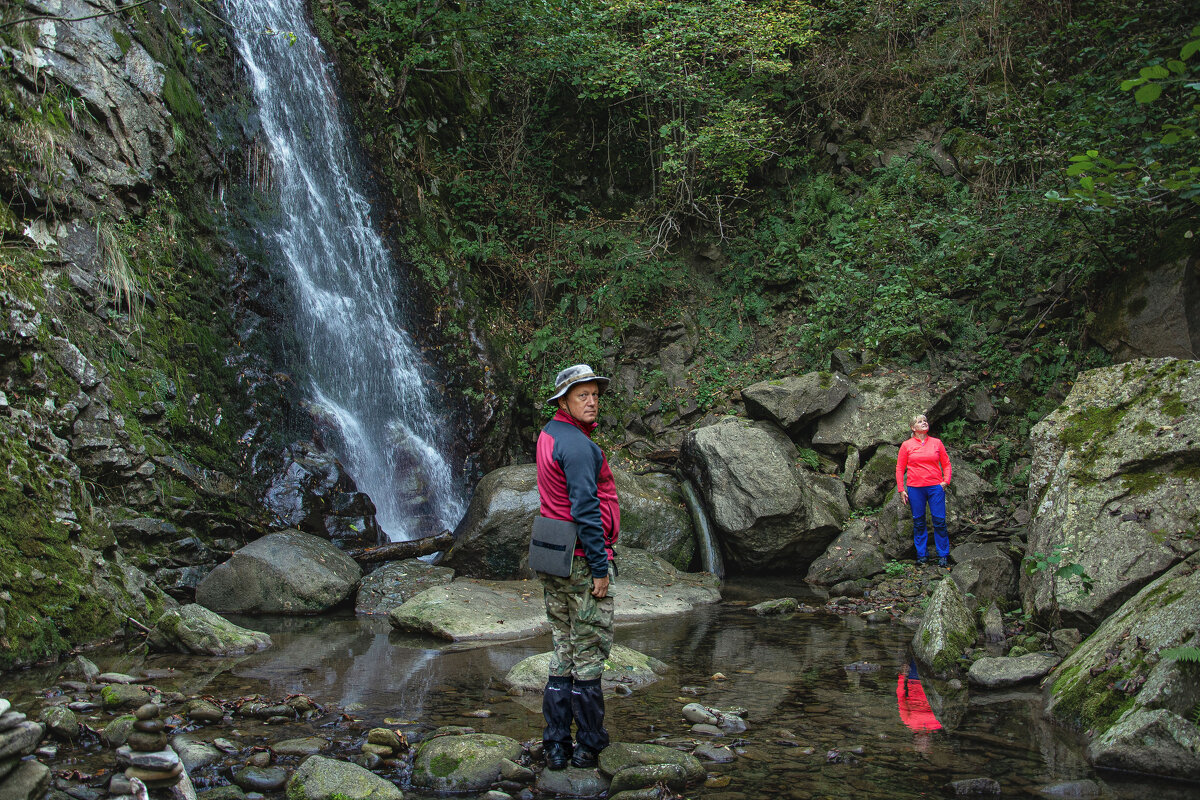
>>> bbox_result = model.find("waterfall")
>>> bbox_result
[223,0,464,540]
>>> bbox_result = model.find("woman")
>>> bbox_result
[896,414,952,567]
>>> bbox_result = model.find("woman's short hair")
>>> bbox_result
[910,414,927,428]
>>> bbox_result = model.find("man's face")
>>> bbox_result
[560,381,601,425]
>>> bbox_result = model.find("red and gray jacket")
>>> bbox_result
[536,409,620,578]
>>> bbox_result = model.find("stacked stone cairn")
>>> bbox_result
[115,704,183,789]
[358,728,406,770]
[0,696,51,800]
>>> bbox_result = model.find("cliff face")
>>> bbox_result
[0,0,282,668]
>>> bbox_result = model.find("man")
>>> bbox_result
[535,363,620,770]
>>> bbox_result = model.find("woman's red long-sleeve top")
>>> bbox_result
[895,435,952,492]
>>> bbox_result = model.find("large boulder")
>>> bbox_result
[287,755,403,800]
[849,445,900,509]
[389,548,719,642]
[196,530,362,614]
[263,442,381,548]
[875,461,995,560]
[410,732,522,792]
[1045,551,1200,783]
[681,417,850,573]
[147,604,272,655]
[598,743,704,783]
[811,371,963,454]
[356,560,455,615]
[912,578,976,675]
[967,653,1061,688]
[948,543,1017,608]
[1022,358,1200,630]
[804,518,888,586]
[1092,251,1200,363]
[444,465,695,579]
[741,372,852,437]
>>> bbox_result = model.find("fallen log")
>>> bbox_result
[345,531,454,564]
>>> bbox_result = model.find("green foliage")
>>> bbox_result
[884,559,907,577]
[796,447,820,471]
[1160,646,1200,663]
[1024,545,1095,595]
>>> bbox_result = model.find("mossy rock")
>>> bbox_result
[504,643,669,692]
[286,755,402,800]
[597,743,704,783]
[410,733,522,792]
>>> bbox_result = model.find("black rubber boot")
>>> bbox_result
[570,678,608,767]
[542,675,573,769]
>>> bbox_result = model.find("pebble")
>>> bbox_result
[213,738,239,754]
[247,751,271,767]
[36,745,57,759]
[135,704,161,721]
[134,719,164,733]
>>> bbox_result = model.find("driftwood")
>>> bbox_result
[345,531,454,564]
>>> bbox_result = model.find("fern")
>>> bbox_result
[1160,646,1200,663]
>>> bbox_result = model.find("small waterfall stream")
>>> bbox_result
[222,0,463,540]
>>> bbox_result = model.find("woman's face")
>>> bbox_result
[911,416,929,435]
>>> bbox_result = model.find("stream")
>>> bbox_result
[6,579,1191,799]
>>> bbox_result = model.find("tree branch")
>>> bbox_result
[0,0,154,30]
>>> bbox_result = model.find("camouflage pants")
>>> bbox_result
[541,556,614,682]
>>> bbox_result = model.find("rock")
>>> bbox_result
[366,729,404,750]
[232,766,288,793]
[116,745,181,771]
[391,548,717,642]
[171,736,222,772]
[912,578,976,674]
[812,371,963,453]
[0,721,44,760]
[535,767,608,797]
[609,764,687,794]
[804,518,888,585]
[149,604,273,655]
[1045,552,1200,778]
[692,742,736,763]
[410,732,522,792]
[196,530,362,614]
[127,731,168,751]
[444,465,695,579]
[597,743,704,783]
[198,787,247,800]
[681,417,849,572]
[98,672,138,684]
[0,759,51,800]
[849,446,900,509]
[184,700,224,723]
[749,598,798,615]
[964,387,997,423]
[681,704,717,725]
[505,644,669,693]
[1092,252,1200,362]
[356,560,454,615]
[948,543,1017,607]
[982,604,1005,644]
[1023,358,1200,630]
[272,738,328,757]
[40,706,79,740]
[68,656,100,682]
[741,372,852,436]
[101,716,137,748]
[1087,707,1200,781]
[946,777,1001,794]
[263,443,381,547]
[967,653,1061,688]
[1049,628,1082,657]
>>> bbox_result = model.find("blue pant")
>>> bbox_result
[908,484,948,558]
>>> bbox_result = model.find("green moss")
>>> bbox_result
[162,69,203,127]
[1133,420,1155,436]
[1052,653,1146,733]
[1120,471,1165,496]
[112,29,132,55]
[429,752,462,778]
[1159,393,1187,418]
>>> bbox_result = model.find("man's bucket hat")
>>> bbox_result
[548,364,610,403]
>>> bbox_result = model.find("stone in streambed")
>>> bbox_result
[172,735,222,772]
[749,598,797,615]
[967,652,1060,688]
[597,743,704,783]
[0,760,51,800]
[411,732,521,792]
[102,716,137,748]
[149,604,272,655]
[40,705,79,740]
[0,721,45,760]
[504,644,668,693]
[233,766,287,792]
[272,737,328,757]
[198,787,247,800]
[116,744,180,771]
[692,742,735,763]
[287,755,403,800]
[185,699,225,722]
[535,768,609,798]
[609,764,686,794]
[946,777,1001,795]
[912,578,976,674]
[101,684,151,710]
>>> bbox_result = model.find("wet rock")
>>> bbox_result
[849,446,900,510]
[184,700,224,723]
[1087,707,1200,780]
[535,767,608,797]
[691,724,722,736]
[749,598,798,615]
[1049,628,1082,657]
[67,656,100,682]
[948,543,1017,607]
[98,672,137,684]
[597,743,704,783]
[410,732,522,792]
[681,417,850,572]
[0,760,51,800]
[692,742,736,763]
[805,518,888,585]
[946,777,1001,794]
[272,738,328,757]
[356,560,454,615]
[681,704,717,725]
[912,578,976,675]
[40,706,79,740]
[172,736,222,772]
[198,786,247,800]
[741,372,853,437]
[1023,358,1200,630]
[0,722,45,759]
[116,745,180,771]
[505,645,669,693]
[609,764,687,794]
[263,443,380,547]
[498,759,533,783]
[196,530,362,614]
[148,604,273,655]
[967,653,1061,688]
[366,729,404,751]
[982,603,1005,643]
[101,716,137,748]
[232,766,287,793]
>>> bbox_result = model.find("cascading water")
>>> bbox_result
[223,0,464,540]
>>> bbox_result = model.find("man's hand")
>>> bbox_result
[591,575,609,598]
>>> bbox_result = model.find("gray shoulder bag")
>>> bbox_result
[529,516,578,577]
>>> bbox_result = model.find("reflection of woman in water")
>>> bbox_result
[897,659,941,752]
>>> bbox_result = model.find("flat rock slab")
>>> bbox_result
[598,743,704,784]
[505,644,670,692]
[968,653,1061,688]
[536,767,610,797]
[390,560,719,642]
